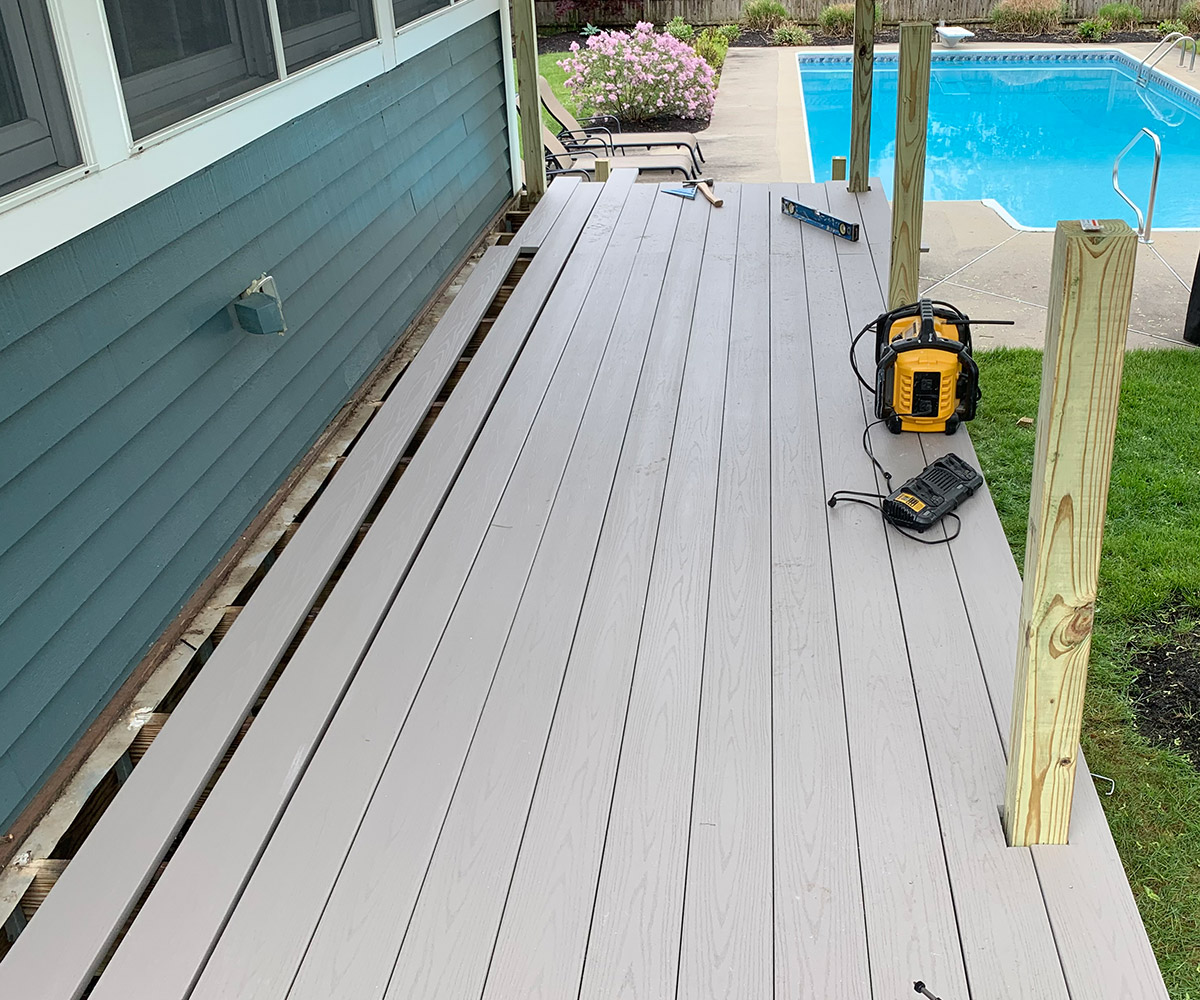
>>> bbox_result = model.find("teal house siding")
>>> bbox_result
[0,14,512,831]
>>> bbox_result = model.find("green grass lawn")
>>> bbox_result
[974,348,1200,999]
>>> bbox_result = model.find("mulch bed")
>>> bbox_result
[1132,618,1200,763]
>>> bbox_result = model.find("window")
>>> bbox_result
[0,0,79,196]
[103,0,279,140]
[392,0,451,31]
[278,0,375,73]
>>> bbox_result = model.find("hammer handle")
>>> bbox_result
[695,181,723,208]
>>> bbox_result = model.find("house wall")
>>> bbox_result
[0,12,512,831]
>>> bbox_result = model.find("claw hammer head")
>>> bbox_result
[683,178,723,208]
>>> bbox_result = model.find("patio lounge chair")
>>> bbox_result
[543,125,696,181]
[538,76,705,173]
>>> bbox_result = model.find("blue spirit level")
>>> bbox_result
[780,197,859,242]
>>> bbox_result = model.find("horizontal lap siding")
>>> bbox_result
[0,13,512,831]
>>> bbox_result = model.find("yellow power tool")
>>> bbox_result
[852,299,1006,435]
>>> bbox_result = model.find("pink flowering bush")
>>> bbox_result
[560,23,717,123]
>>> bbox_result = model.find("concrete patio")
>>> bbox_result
[702,43,1198,348]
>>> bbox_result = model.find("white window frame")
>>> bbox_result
[0,0,516,277]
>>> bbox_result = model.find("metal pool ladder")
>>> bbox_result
[1112,127,1161,244]
[1136,32,1198,86]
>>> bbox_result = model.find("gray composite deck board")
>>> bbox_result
[181,174,641,1000]
[837,190,1071,1000]
[7,181,1169,1000]
[678,183,773,1000]
[283,179,657,1000]
[280,181,659,1000]
[79,179,596,1000]
[767,180,870,1000]
[576,185,738,1000]
[803,181,972,1000]
[480,192,706,1000]
[378,186,681,1000]
[0,177,581,1000]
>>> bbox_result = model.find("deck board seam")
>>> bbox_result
[814,180,968,996]
[672,191,741,1000]
[766,192,776,1000]
[843,184,1072,1000]
[800,184,876,1000]
[832,189,977,998]
[568,194,706,1000]
[349,181,650,1000]
[473,194,674,1000]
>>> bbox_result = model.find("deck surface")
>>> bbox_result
[6,176,1168,1000]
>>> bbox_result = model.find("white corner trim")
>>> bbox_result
[0,0,503,278]
[497,0,522,196]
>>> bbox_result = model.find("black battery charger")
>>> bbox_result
[881,454,984,532]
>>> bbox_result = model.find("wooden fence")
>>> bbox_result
[537,0,1184,26]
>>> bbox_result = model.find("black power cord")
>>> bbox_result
[826,489,963,546]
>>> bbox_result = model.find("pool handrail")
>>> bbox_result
[1112,127,1161,244]
[1136,33,1198,86]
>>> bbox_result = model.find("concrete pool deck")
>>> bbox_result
[702,43,1197,348]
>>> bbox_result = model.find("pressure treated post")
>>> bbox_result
[1004,220,1137,847]
[887,21,931,309]
[511,0,546,200]
[831,155,847,181]
[848,0,875,192]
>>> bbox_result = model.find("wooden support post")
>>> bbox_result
[511,0,546,201]
[848,0,875,192]
[887,21,930,309]
[831,155,847,181]
[1004,220,1137,848]
[594,158,610,182]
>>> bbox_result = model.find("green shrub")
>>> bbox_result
[694,26,731,70]
[816,2,879,33]
[1077,15,1112,38]
[664,15,695,41]
[743,0,791,31]
[716,23,742,42]
[772,21,814,42]
[1095,2,1142,28]
[989,0,1065,33]
[1157,16,1188,33]
[817,2,855,33]
[1180,0,1200,32]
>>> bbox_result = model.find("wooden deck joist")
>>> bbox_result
[0,175,1168,1000]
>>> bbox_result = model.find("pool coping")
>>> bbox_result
[795,46,1200,233]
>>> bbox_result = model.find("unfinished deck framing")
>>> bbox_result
[0,175,1167,1000]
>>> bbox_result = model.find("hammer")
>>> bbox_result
[683,178,722,208]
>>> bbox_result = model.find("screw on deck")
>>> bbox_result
[914,981,944,1000]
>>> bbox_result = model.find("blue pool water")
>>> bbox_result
[799,52,1200,228]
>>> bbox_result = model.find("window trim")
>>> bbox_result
[0,0,79,194]
[0,0,514,277]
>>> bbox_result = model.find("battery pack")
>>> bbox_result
[882,454,983,532]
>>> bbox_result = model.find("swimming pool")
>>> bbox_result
[798,51,1200,229]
